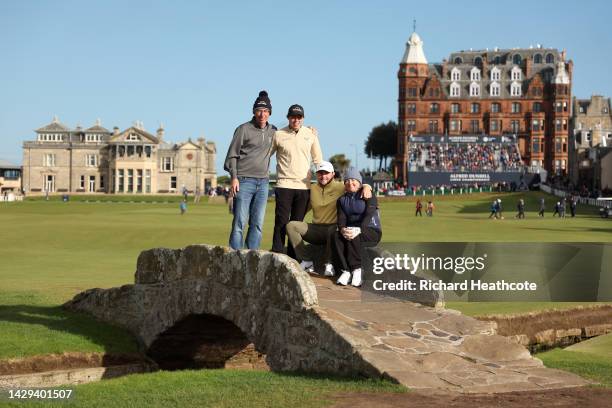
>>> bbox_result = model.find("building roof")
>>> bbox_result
[401,31,428,64]
[85,119,110,133]
[35,116,71,133]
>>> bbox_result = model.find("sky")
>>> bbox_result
[1,0,611,174]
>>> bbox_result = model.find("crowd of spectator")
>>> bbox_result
[408,143,523,172]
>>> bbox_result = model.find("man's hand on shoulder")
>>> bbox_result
[361,184,373,199]
[306,126,318,136]
[231,178,240,197]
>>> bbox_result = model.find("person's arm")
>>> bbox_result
[360,196,379,229]
[224,126,244,195]
[311,131,323,165]
[360,184,372,199]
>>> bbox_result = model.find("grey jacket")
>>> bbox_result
[223,119,277,179]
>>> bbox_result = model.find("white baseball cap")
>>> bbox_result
[316,161,334,173]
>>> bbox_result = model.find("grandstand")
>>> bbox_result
[406,134,535,187]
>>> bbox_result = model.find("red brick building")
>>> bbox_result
[394,32,573,185]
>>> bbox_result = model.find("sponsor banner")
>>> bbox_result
[361,243,612,302]
[408,171,531,186]
[408,134,517,144]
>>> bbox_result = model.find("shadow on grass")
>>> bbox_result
[0,303,139,358]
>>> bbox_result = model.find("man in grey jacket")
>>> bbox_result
[224,91,276,249]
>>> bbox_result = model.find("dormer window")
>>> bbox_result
[451,67,461,81]
[470,67,481,81]
[534,54,542,64]
[127,133,140,141]
[454,57,463,64]
[546,53,555,64]
[512,54,522,65]
[511,81,522,97]
[490,67,501,81]
[490,82,500,97]
[450,82,460,97]
[469,82,480,97]
[511,66,522,81]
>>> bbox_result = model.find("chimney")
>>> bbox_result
[156,123,165,141]
[113,126,119,135]
[442,59,448,79]
[525,56,532,78]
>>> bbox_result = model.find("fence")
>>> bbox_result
[540,184,612,208]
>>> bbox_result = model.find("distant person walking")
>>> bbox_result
[553,201,560,217]
[559,198,566,218]
[538,197,545,217]
[179,199,187,215]
[515,199,525,219]
[182,185,189,201]
[415,199,423,216]
[426,201,435,217]
[570,196,577,217]
[488,200,497,219]
[194,186,201,204]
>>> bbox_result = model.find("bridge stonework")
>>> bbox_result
[65,245,589,393]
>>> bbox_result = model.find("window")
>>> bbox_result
[80,175,85,189]
[161,157,174,172]
[407,87,418,97]
[546,53,554,64]
[136,169,143,193]
[555,137,562,153]
[145,170,151,193]
[490,120,499,132]
[511,102,521,113]
[511,82,522,97]
[490,67,501,81]
[490,82,500,97]
[454,57,463,64]
[451,103,460,113]
[511,67,522,81]
[86,134,102,142]
[474,56,483,66]
[407,120,416,131]
[429,103,439,113]
[512,54,522,65]
[428,120,439,133]
[469,82,480,97]
[145,146,152,158]
[563,101,568,112]
[494,56,501,65]
[451,68,461,81]
[407,103,416,114]
[470,103,480,113]
[533,102,542,112]
[532,138,540,153]
[470,67,481,81]
[127,133,140,141]
[428,88,440,97]
[491,103,501,113]
[555,102,563,113]
[470,120,480,133]
[170,176,177,190]
[127,169,134,193]
[450,82,460,97]
[533,120,541,132]
[603,107,609,114]
[511,120,520,133]
[43,154,56,167]
[118,169,124,192]
[534,54,542,64]
[100,175,105,190]
[86,154,98,167]
[450,119,461,132]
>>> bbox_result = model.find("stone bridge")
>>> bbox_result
[65,245,588,393]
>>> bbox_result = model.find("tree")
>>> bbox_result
[364,121,397,171]
[328,154,351,173]
[217,175,230,185]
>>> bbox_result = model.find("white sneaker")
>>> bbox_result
[351,268,362,287]
[336,271,351,286]
[324,263,335,277]
[300,260,314,273]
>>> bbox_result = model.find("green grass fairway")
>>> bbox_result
[538,347,612,387]
[0,191,609,382]
[565,333,612,358]
[0,370,406,408]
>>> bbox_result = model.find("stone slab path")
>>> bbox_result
[311,275,589,393]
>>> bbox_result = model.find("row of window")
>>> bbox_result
[79,174,105,191]
[401,101,566,114]
[450,66,522,82]
[115,169,152,193]
[37,133,106,142]
[399,118,567,134]
[41,153,176,171]
[450,81,522,97]
[453,53,555,66]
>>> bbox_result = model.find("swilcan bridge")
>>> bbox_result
[65,245,588,393]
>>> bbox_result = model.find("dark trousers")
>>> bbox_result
[331,227,381,272]
[272,188,310,258]
[415,209,422,216]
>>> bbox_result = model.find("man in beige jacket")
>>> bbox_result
[271,104,322,258]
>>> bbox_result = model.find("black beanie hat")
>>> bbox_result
[253,90,272,114]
